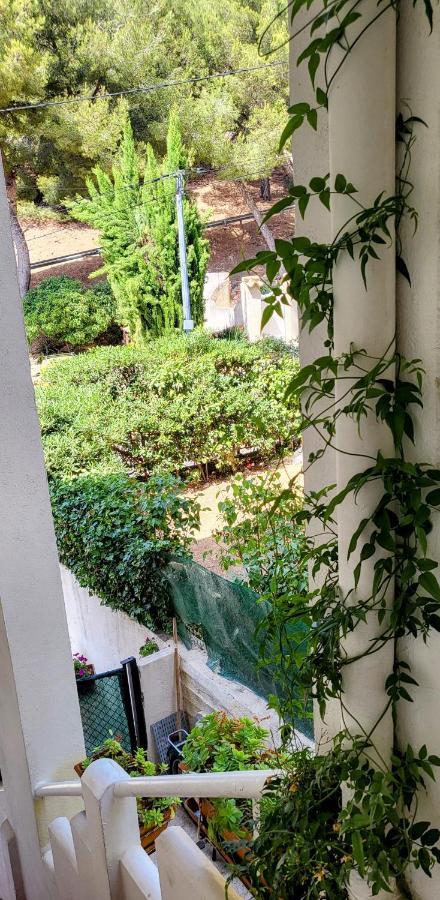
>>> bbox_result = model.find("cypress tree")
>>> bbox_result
[70,114,209,342]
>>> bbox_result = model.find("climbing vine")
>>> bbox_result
[232,0,440,895]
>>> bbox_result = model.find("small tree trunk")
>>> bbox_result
[259,177,271,201]
[240,180,287,278]
[283,154,294,191]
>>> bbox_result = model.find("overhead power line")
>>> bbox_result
[0,60,287,115]
[28,164,283,210]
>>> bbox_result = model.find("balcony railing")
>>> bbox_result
[34,759,278,900]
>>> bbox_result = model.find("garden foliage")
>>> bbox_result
[80,739,179,831]
[36,332,300,482]
[216,471,310,727]
[1,0,288,205]
[69,116,209,342]
[24,276,118,351]
[182,712,277,843]
[217,470,307,597]
[50,472,200,630]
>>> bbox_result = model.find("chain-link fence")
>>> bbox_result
[164,557,312,737]
[77,659,146,756]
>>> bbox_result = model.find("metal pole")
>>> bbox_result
[175,170,193,331]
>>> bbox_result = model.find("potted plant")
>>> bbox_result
[73,653,95,693]
[139,639,160,657]
[180,712,278,866]
[75,737,179,853]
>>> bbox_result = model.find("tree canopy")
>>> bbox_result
[0,0,288,204]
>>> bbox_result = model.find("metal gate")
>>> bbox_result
[77,656,147,756]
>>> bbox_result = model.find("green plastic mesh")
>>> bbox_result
[165,557,312,738]
[77,672,132,755]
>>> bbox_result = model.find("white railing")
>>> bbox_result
[35,759,276,900]
[36,769,273,801]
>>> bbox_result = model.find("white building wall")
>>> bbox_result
[0,157,85,900]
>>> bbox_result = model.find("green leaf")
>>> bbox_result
[335,174,347,193]
[261,197,293,223]
[309,176,327,193]
[261,304,276,329]
[308,54,320,87]
[352,831,365,875]
[279,116,303,150]
[230,258,257,275]
[319,188,330,210]
[307,107,318,130]
[422,828,440,846]
[396,255,411,284]
[418,847,432,876]
[419,571,440,602]
[315,86,328,108]
[411,821,431,840]
[298,193,310,219]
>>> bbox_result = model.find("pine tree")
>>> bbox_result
[70,114,209,342]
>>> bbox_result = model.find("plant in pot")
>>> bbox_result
[139,639,160,657]
[75,737,179,852]
[180,712,278,863]
[73,653,95,693]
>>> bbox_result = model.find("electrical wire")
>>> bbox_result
[0,60,287,115]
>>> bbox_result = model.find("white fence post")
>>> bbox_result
[0,818,18,900]
[48,817,82,900]
[80,759,141,899]
[120,846,161,900]
[156,827,241,900]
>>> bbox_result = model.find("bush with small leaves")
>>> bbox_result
[24,276,119,352]
[36,332,300,481]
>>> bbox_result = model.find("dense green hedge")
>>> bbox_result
[24,276,119,352]
[51,473,200,630]
[36,332,300,481]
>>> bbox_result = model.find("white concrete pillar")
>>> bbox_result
[0,156,85,899]
[328,4,397,898]
[396,9,440,899]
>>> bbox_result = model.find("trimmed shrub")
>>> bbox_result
[36,332,300,481]
[23,276,119,352]
[50,473,200,630]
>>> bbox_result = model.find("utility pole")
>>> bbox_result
[175,170,193,332]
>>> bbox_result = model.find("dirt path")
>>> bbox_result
[24,171,293,289]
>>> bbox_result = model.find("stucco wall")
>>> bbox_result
[61,565,164,672]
